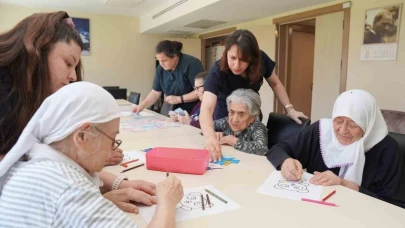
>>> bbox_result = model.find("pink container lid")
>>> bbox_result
[146,147,210,175]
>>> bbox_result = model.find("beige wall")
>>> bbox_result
[0,4,176,101]
[202,0,405,122]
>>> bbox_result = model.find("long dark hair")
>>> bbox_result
[155,40,183,58]
[220,29,261,84]
[0,11,84,155]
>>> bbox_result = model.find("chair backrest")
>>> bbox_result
[103,86,120,90]
[128,92,141,105]
[267,112,311,149]
[105,88,127,100]
[160,102,173,117]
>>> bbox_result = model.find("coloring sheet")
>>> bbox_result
[120,111,155,117]
[139,185,240,223]
[257,171,322,201]
[121,150,146,164]
[120,118,181,133]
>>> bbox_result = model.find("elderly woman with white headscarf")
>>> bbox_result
[267,89,405,208]
[211,88,268,161]
[0,82,183,227]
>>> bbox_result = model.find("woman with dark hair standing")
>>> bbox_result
[200,29,308,161]
[133,40,204,114]
[0,11,158,214]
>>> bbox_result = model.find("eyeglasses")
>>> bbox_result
[93,126,122,150]
[194,85,204,91]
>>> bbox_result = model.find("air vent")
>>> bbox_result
[166,30,194,35]
[103,0,143,8]
[152,0,188,19]
[184,19,226,29]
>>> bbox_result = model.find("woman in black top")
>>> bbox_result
[133,40,204,114]
[201,29,307,161]
[267,89,405,208]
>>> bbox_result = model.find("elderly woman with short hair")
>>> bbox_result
[213,89,268,157]
[0,82,183,227]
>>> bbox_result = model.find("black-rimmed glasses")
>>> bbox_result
[93,126,122,150]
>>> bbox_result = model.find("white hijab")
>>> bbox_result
[319,89,388,186]
[0,82,120,189]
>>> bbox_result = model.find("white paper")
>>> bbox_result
[120,111,155,117]
[139,185,240,223]
[257,171,322,201]
[360,44,398,61]
[121,150,146,164]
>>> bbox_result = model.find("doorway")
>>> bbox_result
[274,2,351,122]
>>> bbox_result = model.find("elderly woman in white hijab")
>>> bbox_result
[267,89,404,208]
[0,82,183,227]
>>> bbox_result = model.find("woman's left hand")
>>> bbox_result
[105,148,124,166]
[287,109,308,125]
[177,111,192,124]
[165,96,181,105]
[103,188,156,214]
[219,135,238,146]
[310,171,342,186]
[119,180,157,196]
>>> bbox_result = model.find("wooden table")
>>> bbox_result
[104,134,405,228]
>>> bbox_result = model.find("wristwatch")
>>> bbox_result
[180,95,184,103]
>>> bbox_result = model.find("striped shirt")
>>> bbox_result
[0,160,137,228]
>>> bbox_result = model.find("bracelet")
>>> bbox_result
[111,176,128,190]
[284,104,293,111]
[180,95,184,103]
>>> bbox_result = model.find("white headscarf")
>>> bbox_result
[0,82,120,188]
[319,89,388,186]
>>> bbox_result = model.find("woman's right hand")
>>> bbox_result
[156,175,183,208]
[205,136,222,162]
[132,105,144,114]
[280,158,303,181]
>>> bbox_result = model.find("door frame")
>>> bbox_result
[273,2,351,114]
[199,27,236,70]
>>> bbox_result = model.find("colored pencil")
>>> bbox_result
[322,190,336,201]
[205,189,227,204]
[121,159,139,168]
[206,194,211,208]
[120,163,144,173]
[301,198,338,207]
[201,194,205,210]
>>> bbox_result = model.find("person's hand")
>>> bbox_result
[205,136,222,162]
[287,109,308,124]
[169,113,178,122]
[310,171,342,186]
[219,135,238,146]
[177,111,191,124]
[132,105,144,114]
[280,158,303,181]
[119,180,157,196]
[105,148,124,166]
[103,188,157,214]
[165,96,181,105]
[156,175,183,208]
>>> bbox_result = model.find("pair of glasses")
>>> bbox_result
[194,85,204,91]
[93,126,122,150]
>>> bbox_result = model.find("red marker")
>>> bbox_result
[302,198,338,207]
[322,190,336,202]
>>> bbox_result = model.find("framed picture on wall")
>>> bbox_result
[361,4,402,61]
[72,17,90,56]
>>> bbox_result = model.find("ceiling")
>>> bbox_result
[0,0,169,16]
[142,0,335,34]
[0,0,336,34]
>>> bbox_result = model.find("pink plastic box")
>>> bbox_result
[146,147,210,175]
